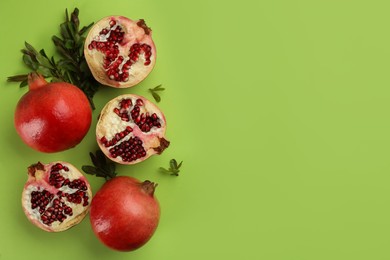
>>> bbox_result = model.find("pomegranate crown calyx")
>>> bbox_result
[141,180,158,196]
[27,72,48,90]
[137,19,152,35]
[27,162,47,181]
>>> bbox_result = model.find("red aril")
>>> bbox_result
[90,176,160,251]
[84,16,156,88]
[14,73,92,153]
[22,161,92,232]
[96,94,169,164]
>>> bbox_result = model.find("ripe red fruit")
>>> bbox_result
[22,161,92,232]
[90,176,160,251]
[14,73,92,153]
[84,16,156,88]
[96,94,169,164]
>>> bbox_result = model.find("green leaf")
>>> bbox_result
[83,150,118,181]
[37,67,52,77]
[52,35,65,48]
[7,74,28,82]
[36,52,53,69]
[170,159,178,169]
[65,39,74,49]
[154,84,165,91]
[149,84,165,103]
[151,92,161,102]
[79,22,94,36]
[24,42,38,55]
[81,165,99,175]
[19,80,28,88]
[160,159,183,176]
[60,22,71,39]
[177,160,183,169]
[23,54,38,70]
[159,167,172,174]
[65,8,69,22]
[70,8,80,30]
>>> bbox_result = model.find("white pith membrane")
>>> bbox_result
[22,162,92,232]
[84,16,156,88]
[96,94,169,165]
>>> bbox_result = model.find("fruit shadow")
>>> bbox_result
[77,219,119,258]
[5,128,37,159]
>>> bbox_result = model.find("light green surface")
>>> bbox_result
[1,0,390,259]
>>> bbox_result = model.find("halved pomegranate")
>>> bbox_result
[84,16,156,88]
[96,94,169,164]
[22,161,92,232]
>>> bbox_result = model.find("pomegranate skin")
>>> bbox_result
[90,176,160,251]
[14,73,92,153]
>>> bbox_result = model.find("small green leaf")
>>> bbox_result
[149,84,164,103]
[65,40,74,49]
[70,8,80,30]
[159,167,172,174]
[151,92,161,102]
[23,54,39,70]
[170,159,178,169]
[81,165,99,175]
[79,22,94,36]
[7,74,28,82]
[19,80,28,88]
[177,160,183,169]
[83,150,118,181]
[37,67,52,77]
[24,42,38,55]
[60,23,71,39]
[160,159,183,176]
[36,53,53,69]
[155,84,165,91]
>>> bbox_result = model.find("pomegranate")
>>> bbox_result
[22,161,92,232]
[96,94,169,164]
[84,16,156,88]
[90,176,160,251]
[14,73,92,153]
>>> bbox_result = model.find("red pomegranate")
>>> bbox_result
[96,94,169,164]
[22,161,92,232]
[84,16,156,88]
[90,176,160,251]
[14,73,92,153]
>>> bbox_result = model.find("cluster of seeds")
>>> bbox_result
[100,126,133,147]
[87,19,153,82]
[30,163,89,226]
[109,136,147,162]
[114,98,162,132]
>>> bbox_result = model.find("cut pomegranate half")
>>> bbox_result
[96,94,169,165]
[84,16,156,88]
[22,162,92,232]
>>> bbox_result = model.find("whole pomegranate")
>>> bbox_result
[14,73,92,153]
[22,161,92,232]
[96,94,169,164]
[90,176,160,251]
[84,16,156,88]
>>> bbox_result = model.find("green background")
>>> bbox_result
[1,0,390,259]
